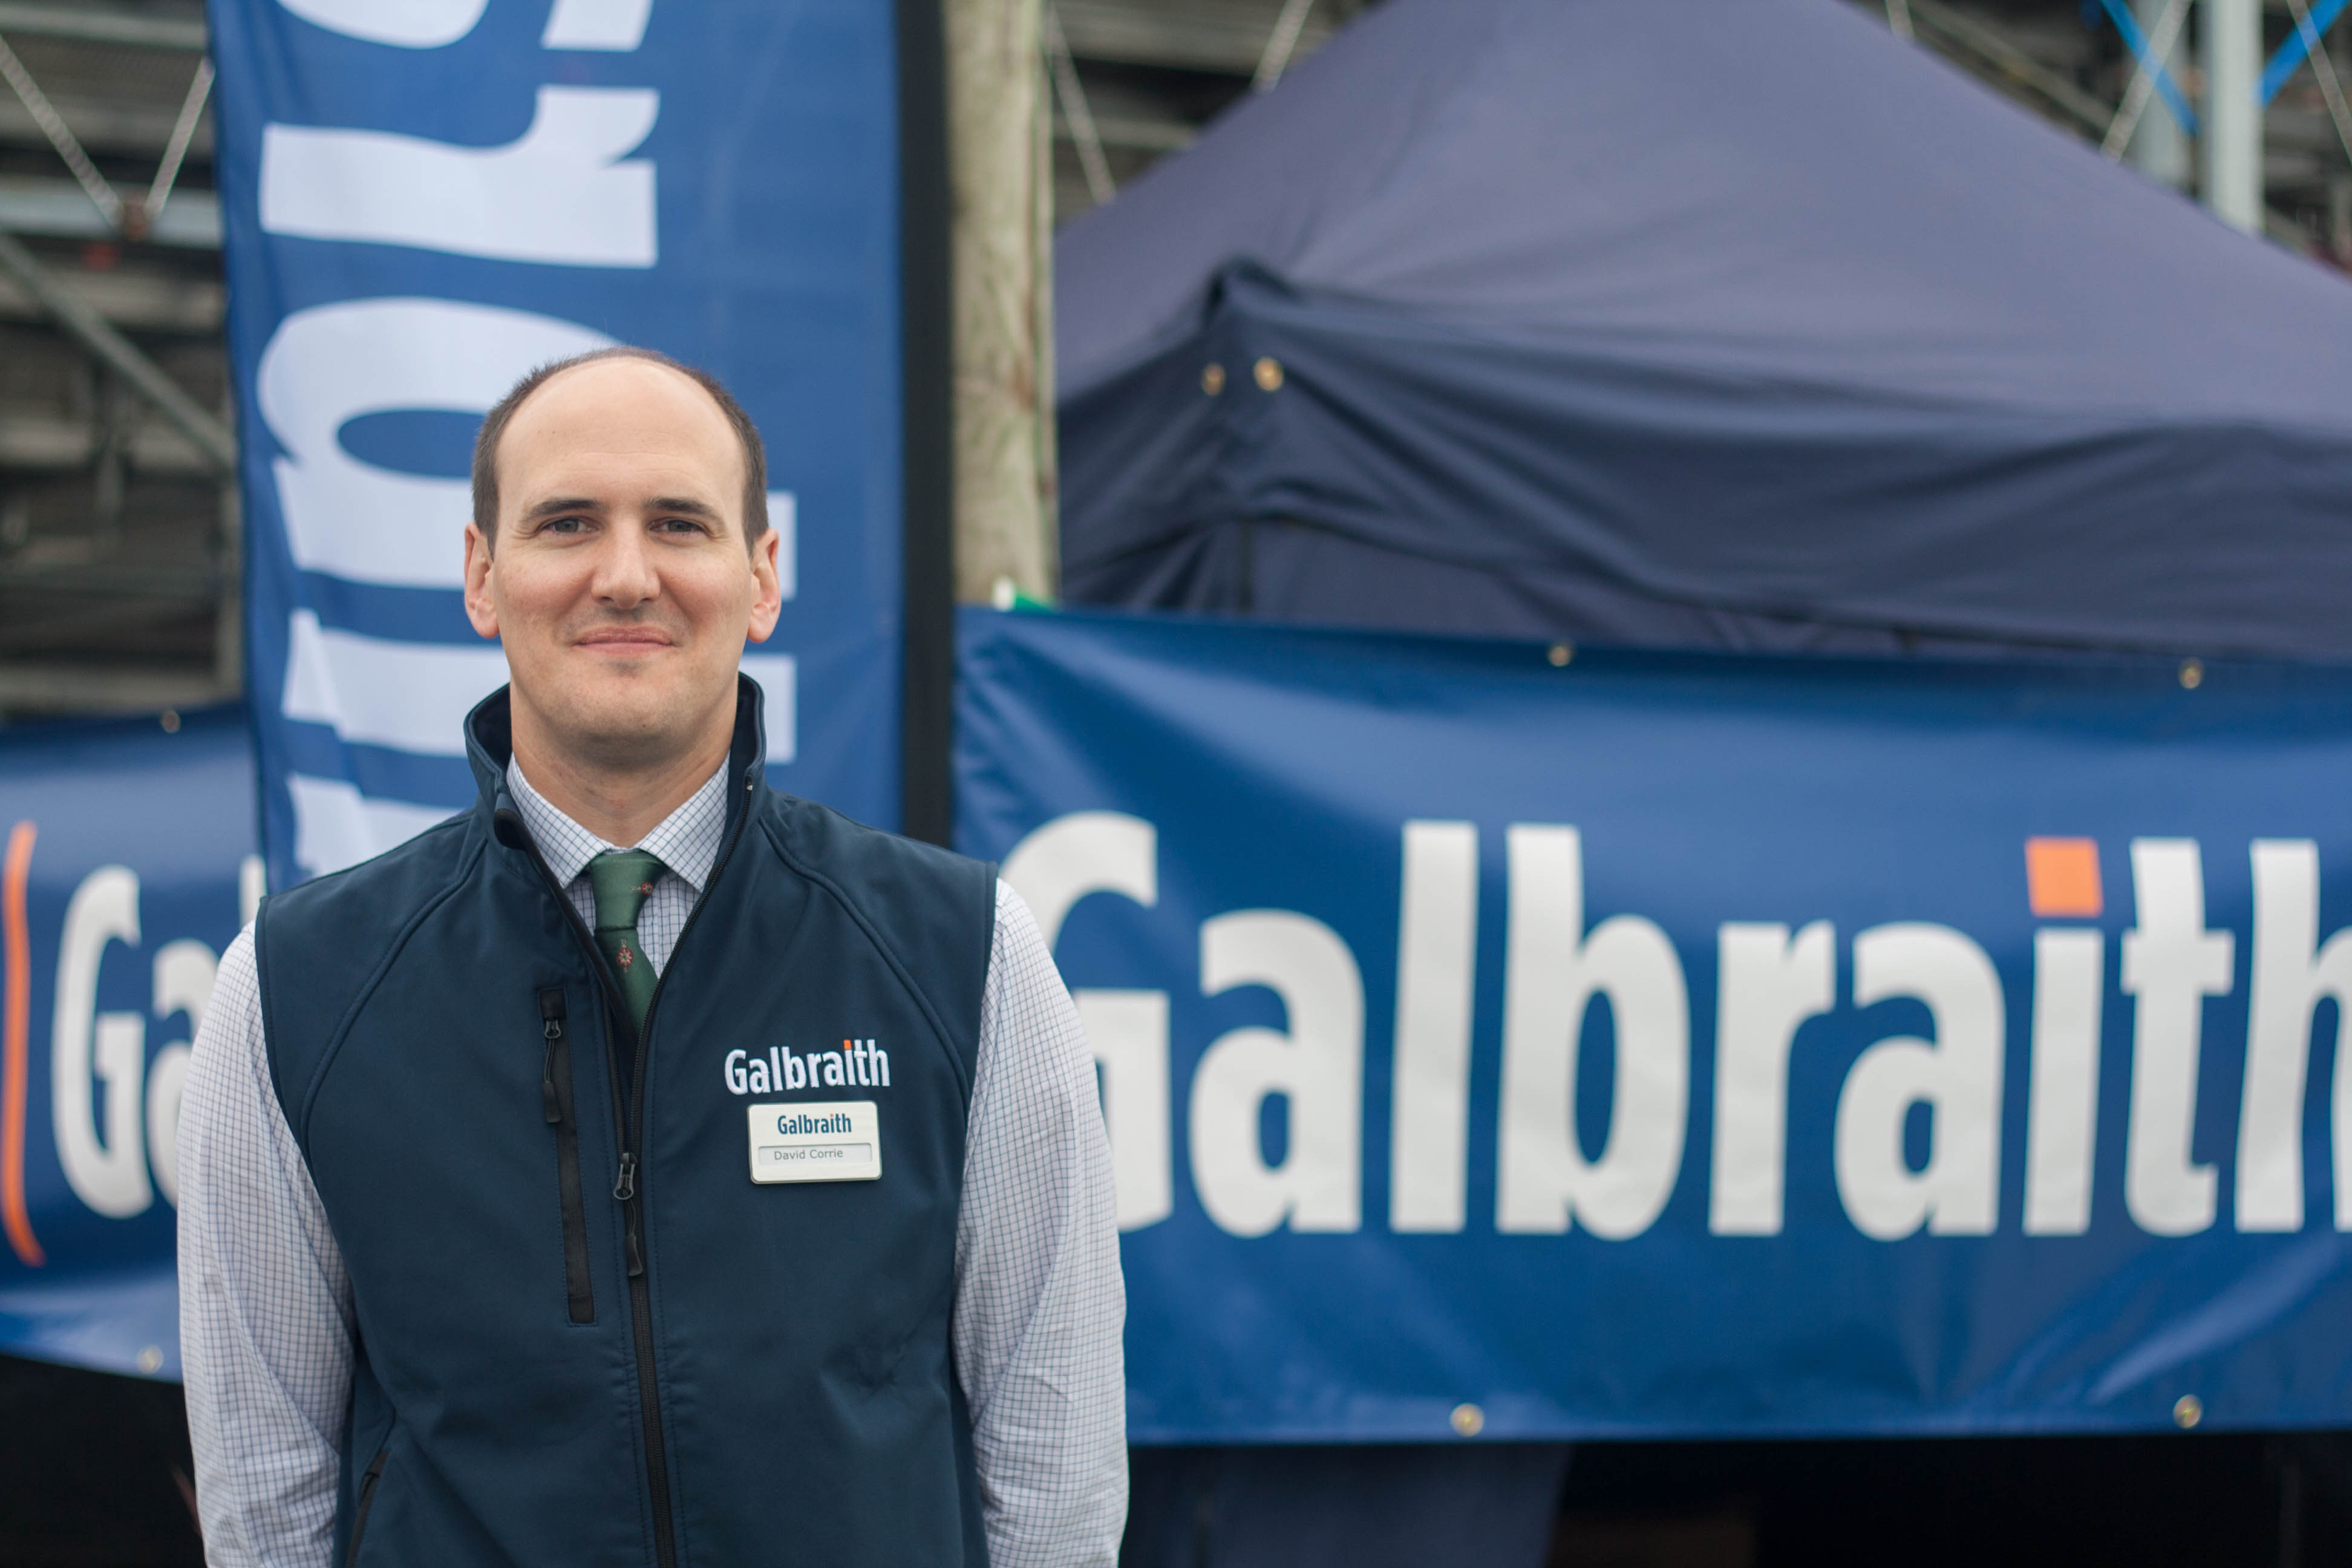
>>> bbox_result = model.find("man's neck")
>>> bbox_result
[509,715,733,848]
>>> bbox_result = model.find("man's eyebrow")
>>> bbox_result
[646,495,724,521]
[521,495,604,521]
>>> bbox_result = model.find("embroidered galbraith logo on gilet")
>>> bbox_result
[723,1039,889,1095]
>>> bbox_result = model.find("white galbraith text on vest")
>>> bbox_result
[725,1041,889,1095]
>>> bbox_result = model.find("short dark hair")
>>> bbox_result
[471,346,768,550]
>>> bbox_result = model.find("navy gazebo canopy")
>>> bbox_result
[1057,0,2352,659]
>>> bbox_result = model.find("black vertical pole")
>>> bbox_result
[897,0,955,848]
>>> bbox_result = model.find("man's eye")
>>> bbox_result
[543,517,587,534]
[654,517,707,535]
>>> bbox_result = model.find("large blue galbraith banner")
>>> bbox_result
[0,710,256,1379]
[209,0,904,888]
[956,608,2352,1440]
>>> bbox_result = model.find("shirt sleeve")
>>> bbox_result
[953,883,1129,1568]
[177,926,354,1568]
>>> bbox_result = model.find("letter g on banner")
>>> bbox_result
[1003,812,1174,1231]
[52,869,149,1219]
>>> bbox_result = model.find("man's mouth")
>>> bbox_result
[572,627,675,652]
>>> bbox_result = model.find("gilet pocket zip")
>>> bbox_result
[344,1447,389,1568]
[541,989,595,1324]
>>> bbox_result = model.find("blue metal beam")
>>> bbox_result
[2262,0,2351,103]
[2099,0,2199,134]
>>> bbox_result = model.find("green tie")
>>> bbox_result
[588,850,664,1036]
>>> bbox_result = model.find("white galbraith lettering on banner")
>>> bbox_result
[1014,810,2352,1243]
[54,869,149,1218]
[260,88,659,266]
[1076,991,1172,1229]
[2239,839,2352,1231]
[2229,841,2352,1232]
[1003,811,1158,950]
[283,610,505,756]
[2022,929,2103,1236]
[544,0,655,50]
[1002,811,1172,1230]
[2122,838,2232,1236]
[1496,826,1688,1239]
[1388,821,1477,1234]
[769,493,798,602]
[276,0,488,48]
[1709,921,1834,1236]
[50,866,238,1218]
[1835,924,2004,1240]
[286,776,452,878]
[258,298,612,588]
[1192,912,1364,1235]
[145,941,215,1208]
[750,653,796,763]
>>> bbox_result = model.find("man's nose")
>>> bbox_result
[591,520,661,606]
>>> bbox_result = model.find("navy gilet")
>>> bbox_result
[254,680,998,1567]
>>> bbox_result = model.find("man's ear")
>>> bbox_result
[463,523,501,639]
[745,524,785,643]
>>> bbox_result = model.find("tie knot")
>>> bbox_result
[588,849,664,933]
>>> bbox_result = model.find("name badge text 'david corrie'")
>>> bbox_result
[748,1102,882,1184]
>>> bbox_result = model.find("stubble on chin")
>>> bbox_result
[545,672,708,771]
[505,636,693,768]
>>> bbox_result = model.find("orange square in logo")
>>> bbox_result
[2026,837,2103,918]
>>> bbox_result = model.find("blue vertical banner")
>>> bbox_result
[209,0,905,887]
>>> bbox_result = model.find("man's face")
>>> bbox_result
[462,359,783,771]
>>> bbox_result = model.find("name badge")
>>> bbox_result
[748,1101,881,1184]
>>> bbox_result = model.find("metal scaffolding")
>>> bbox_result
[4,0,2349,722]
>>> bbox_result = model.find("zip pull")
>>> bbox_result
[537,990,566,1125]
[614,1151,638,1203]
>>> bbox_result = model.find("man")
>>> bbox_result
[178,348,1126,1566]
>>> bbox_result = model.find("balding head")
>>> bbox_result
[472,346,769,553]
[459,345,785,821]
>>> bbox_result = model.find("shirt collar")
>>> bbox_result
[505,756,730,894]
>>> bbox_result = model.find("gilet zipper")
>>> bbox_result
[343,1447,388,1568]
[540,989,594,1324]
[504,771,757,1568]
